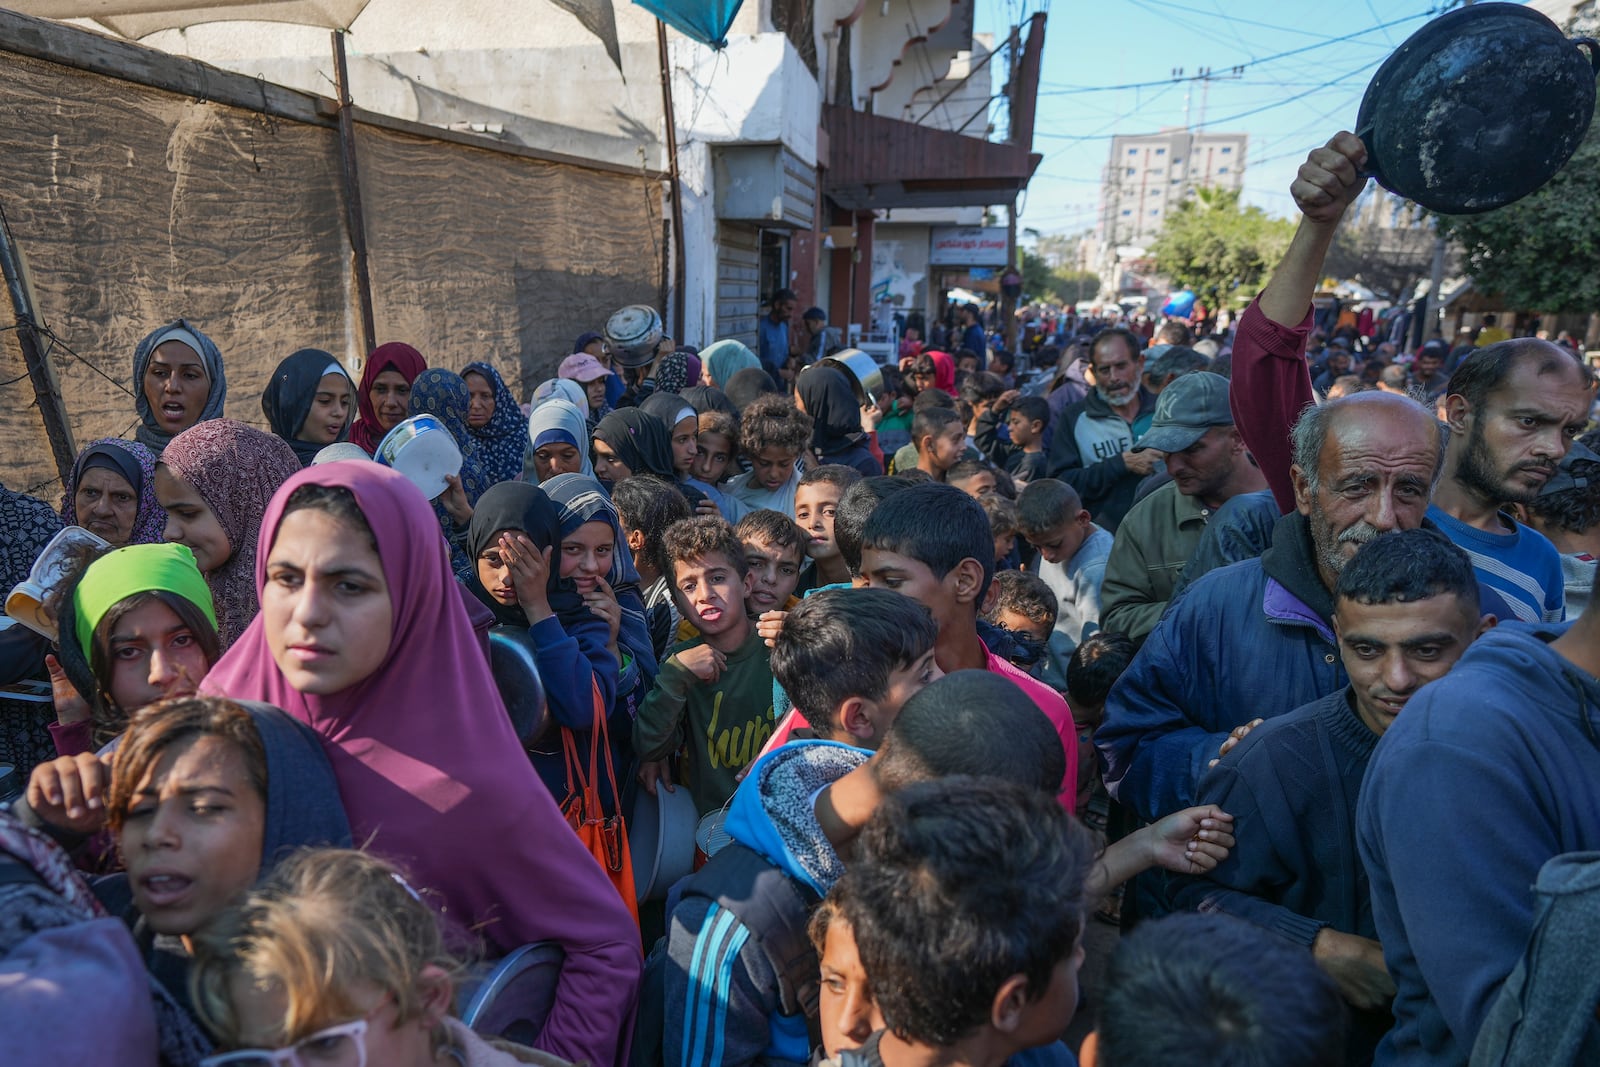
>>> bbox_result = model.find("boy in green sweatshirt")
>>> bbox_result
[634,516,778,815]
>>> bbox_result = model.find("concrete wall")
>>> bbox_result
[673,32,820,344]
[114,2,820,347]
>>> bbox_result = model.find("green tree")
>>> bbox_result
[1053,270,1101,305]
[1148,187,1295,309]
[1018,248,1101,304]
[1434,97,1600,313]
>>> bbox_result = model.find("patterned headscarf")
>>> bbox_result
[159,420,303,648]
[131,320,227,453]
[0,484,62,594]
[409,369,490,577]
[540,473,658,690]
[653,351,691,395]
[462,361,527,486]
[60,439,165,546]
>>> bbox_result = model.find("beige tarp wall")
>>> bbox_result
[0,13,665,498]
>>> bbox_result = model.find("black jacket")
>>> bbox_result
[1043,386,1157,531]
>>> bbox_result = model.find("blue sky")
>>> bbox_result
[973,0,1457,234]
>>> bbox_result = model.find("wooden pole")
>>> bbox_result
[657,21,688,338]
[332,30,377,358]
[0,203,76,483]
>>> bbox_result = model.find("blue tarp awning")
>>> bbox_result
[633,0,744,49]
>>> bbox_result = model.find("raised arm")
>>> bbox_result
[1232,133,1370,512]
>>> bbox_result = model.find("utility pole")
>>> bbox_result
[331,30,377,360]
[1171,66,1241,199]
[1001,26,1020,352]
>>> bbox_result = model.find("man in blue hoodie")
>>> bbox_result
[1358,562,1600,1064]
[1097,391,1444,823]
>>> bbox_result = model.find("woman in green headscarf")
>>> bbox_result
[46,543,221,755]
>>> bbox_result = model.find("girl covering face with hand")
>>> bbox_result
[199,462,642,1067]
[466,481,622,803]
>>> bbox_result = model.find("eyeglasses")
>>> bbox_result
[200,1018,369,1067]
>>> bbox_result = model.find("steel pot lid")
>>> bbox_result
[487,624,550,746]
[1357,3,1600,215]
[604,305,665,368]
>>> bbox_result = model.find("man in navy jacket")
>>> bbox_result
[1096,390,1443,823]
[1168,529,1493,1063]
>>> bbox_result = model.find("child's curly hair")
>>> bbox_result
[739,394,813,458]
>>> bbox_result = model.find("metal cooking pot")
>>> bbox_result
[820,349,885,408]
[1357,3,1600,214]
[603,305,665,369]
[487,625,550,746]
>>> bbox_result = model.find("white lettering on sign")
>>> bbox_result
[929,227,1010,267]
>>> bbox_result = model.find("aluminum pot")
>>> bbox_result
[820,348,886,407]
[603,305,665,369]
[487,624,550,746]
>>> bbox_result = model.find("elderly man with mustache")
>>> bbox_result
[1232,131,1587,629]
[1095,387,1448,824]
[1096,130,1529,827]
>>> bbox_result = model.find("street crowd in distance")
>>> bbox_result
[2,130,1598,1067]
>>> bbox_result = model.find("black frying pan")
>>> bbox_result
[1357,3,1600,214]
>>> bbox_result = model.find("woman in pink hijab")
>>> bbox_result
[202,461,641,1067]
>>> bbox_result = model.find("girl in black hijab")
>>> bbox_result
[591,409,707,507]
[465,481,623,801]
[796,363,884,476]
[259,349,355,466]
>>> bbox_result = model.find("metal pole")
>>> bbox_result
[331,30,377,358]
[657,21,688,338]
[1003,196,1019,352]
[0,204,76,483]
[1425,229,1447,343]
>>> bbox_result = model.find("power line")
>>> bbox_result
[1120,0,1383,41]
[1036,9,1429,96]
[1034,53,1384,142]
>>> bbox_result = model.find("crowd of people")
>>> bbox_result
[1,130,1598,1067]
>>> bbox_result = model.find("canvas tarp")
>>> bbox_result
[0,17,664,497]
[8,0,372,38]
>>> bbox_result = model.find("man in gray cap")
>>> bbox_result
[1101,372,1270,643]
[1143,344,1212,396]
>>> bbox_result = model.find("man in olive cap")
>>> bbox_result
[1101,372,1270,643]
